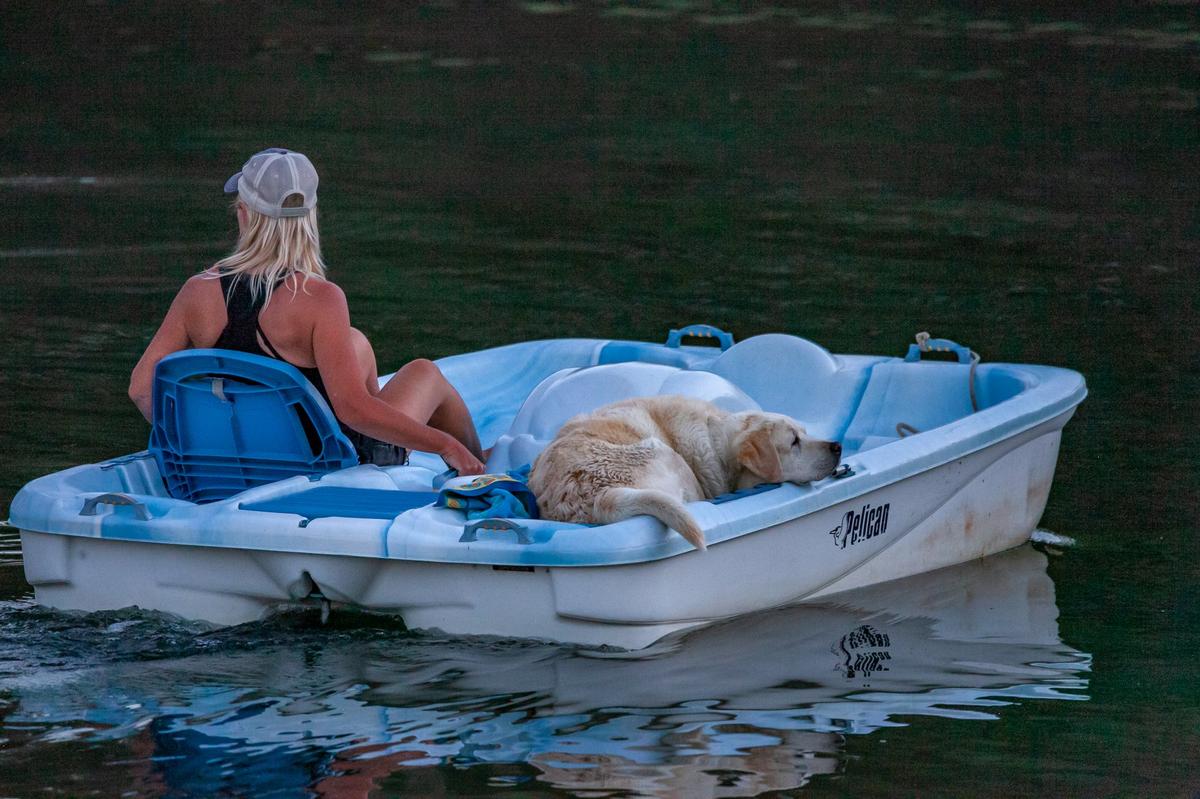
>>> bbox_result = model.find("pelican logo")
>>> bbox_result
[829,502,891,549]
[834,624,892,679]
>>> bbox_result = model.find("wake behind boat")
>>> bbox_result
[9,326,1086,648]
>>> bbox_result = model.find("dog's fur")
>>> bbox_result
[528,395,841,550]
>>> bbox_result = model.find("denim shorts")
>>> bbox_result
[343,428,408,466]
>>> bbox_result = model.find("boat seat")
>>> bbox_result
[707,334,871,441]
[841,361,976,453]
[486,362,759,472]
[149,349,358,503]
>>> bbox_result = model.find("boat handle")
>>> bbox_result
[904,331,974,365]
[432,468,458,490]
[665,324,735,351]
[80,493,151,521]
[459,518,533,545]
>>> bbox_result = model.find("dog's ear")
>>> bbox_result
[737,424,784,483]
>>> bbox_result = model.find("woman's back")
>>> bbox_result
[182,268,339,371]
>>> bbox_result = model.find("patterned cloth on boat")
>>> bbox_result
[435,465,539,520]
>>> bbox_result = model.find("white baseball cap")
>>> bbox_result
[223,148,318,218]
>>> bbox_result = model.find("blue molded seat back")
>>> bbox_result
[707,334,873,442]
[840,361,976,453]
[149,349,358,503]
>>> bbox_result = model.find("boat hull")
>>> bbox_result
[19,410,1072,649]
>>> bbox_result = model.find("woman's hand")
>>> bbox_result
[441,437,487,476]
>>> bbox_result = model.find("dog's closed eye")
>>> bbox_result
[791,434,801,449]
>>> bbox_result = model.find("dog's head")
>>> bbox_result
[733,412,842,484]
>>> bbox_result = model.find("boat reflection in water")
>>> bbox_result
[6,544,1088,797]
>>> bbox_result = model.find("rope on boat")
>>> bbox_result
[968,350,981,412]
[898,332,983,438]
[913,331,981,413]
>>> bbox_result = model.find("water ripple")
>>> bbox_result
[0,547,1090,795]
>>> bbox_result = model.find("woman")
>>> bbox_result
[129,148,487,475]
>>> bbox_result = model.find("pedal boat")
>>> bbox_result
[9,326,1087,648]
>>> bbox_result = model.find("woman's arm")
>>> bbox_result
[129,281,198,421]
[310,284,485,474]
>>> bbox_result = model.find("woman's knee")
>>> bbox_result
[401,358,443,382]
[380,358,451,419]
[386,358,444,395]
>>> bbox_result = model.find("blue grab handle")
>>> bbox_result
[665,324,735,351]
[80,493,151,521]
[460,518,533,545]
[904,334,974,365]
[432,468,458,490]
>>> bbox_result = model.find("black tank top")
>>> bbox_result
[213,272,331,403]
[212,272,407,466]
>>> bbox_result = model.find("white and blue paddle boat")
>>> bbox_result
[9,326,1086,648]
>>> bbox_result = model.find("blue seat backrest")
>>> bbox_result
[840,361,976,453]
[707,334,872,442]
[149,349,358,503]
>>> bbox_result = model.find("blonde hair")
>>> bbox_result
[211,194,326,306]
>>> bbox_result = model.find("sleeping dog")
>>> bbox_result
[528,395,841,550]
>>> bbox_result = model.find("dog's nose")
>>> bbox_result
[829,441,842,457]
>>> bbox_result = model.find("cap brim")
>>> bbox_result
[223,172,241,194]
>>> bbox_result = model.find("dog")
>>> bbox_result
[528,395,842,550]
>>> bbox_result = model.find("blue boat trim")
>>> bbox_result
[709,483,782,504]
[233,482,781,524]
[240,487,437,525]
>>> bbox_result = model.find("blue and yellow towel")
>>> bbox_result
[435,466,539,521]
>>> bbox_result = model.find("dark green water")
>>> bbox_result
[1,1,1196,795]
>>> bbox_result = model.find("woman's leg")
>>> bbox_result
[379,359,483,458]
[352,331,482,459]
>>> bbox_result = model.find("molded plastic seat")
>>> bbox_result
[840,361,976,453]
[486,362,759,472]
[707,334,872,441]
[149,349,357,503]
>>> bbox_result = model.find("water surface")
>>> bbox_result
[1,536,1090,796]
[1,1,1197,795]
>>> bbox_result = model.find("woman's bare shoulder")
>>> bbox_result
[288,274,347,309]
[173,270,222,306]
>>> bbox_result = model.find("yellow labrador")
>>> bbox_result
[529,395,842,550]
